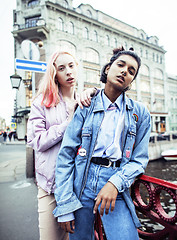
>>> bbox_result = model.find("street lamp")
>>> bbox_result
[10,73,22,89]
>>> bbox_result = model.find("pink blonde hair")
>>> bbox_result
[36,51,78,108]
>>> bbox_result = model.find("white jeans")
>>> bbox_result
[37,187,69,240]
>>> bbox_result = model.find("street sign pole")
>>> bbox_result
[32,72,35,96]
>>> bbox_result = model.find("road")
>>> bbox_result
[0,140,39,240]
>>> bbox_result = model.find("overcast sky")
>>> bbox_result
[0,0,177,125]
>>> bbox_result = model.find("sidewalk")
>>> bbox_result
[0,142,26,183]
[1,139,26,145]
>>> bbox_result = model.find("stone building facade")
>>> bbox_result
[12,0,170,139]
[166,74,177,132]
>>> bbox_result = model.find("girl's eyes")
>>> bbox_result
[69,64,74,68]
[129,70,134,75]
[117,63,135,76]
[58,67,64,71]
[58,64,74,71]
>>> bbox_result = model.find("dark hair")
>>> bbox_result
[100,47,141,91]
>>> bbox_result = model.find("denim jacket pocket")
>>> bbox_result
[81,127,92,138]
[123,127,136,160]
[81,127,92,149]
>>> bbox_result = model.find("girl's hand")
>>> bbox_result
[93,182,118,217]
[59,220,75,234]
[76,87,97,109]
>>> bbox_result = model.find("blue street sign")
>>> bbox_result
[15,58,47,73]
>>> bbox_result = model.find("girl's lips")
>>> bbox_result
[67,78,74,82]
[116,76,124,83]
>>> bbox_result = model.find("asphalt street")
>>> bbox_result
[0,139,39,240]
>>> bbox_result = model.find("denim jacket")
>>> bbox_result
[53,91,151,227]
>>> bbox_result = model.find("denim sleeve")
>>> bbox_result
[58,213,75,222]
[109,109,151,193]
[53,107,86,217]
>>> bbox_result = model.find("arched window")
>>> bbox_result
[146,50,148,59]
[93,30,98,42]
[58,18,64,31]
[140,64,150,77]
[28,0,39,7]
[106,35,110,46]
[154,68,163,80]
[139,48,143,57]
[56,40,76,56]
[83,27,89,39]
[153,53,155,61]
[140,33,144,40]
[68,21,74,34]
[114,38,117,48]
[83,48,99,64]
[86,9,92,18]
[156,54,159,63]
[61,0,68,8]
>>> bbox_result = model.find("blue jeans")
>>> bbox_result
[70,163,139,240]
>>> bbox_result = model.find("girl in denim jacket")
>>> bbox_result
[54,47,151,240]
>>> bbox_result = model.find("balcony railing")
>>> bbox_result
[94,175,177,240]
[12,18,48,39]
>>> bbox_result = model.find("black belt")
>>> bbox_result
[91,157,121,168]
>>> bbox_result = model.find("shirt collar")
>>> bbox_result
[101,90,123,111]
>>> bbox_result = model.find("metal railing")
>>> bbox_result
[94,175,177,240]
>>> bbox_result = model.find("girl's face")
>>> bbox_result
[105,54,138,92]
[55,54,77,88]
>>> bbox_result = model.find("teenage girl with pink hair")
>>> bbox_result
[27,51,96,240]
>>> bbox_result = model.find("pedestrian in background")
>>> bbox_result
[53,47,151,240]
[3,131,7,142]
[8,132,12,142]
[27,51,96,240]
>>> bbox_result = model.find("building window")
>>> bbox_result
[124,42,127,49]
[83,48,100,64]
[25,16,40,28]
[170,98,173,108]
[93,30,98,42]
[61,0,69,8]
[154,68,163,80]
[140,64,150,77]
[57,40,76,56]
[106,35,110,46]
[153,53,155,61]
[140,48,143,57]
[86,9,92,18]
[83,68,100,84]
[83,27,89,39]
[114,38,117,48]
[58,18,64,31]
[156,54,159,63]
[140,33,144,40]
[28,0,39,7]
[154,83,164,94]
[68,21,74,34]
[140,81,150,92]
[146,50,148,59]
[13,11,17,23]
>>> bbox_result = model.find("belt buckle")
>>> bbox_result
[101,159,112,168]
